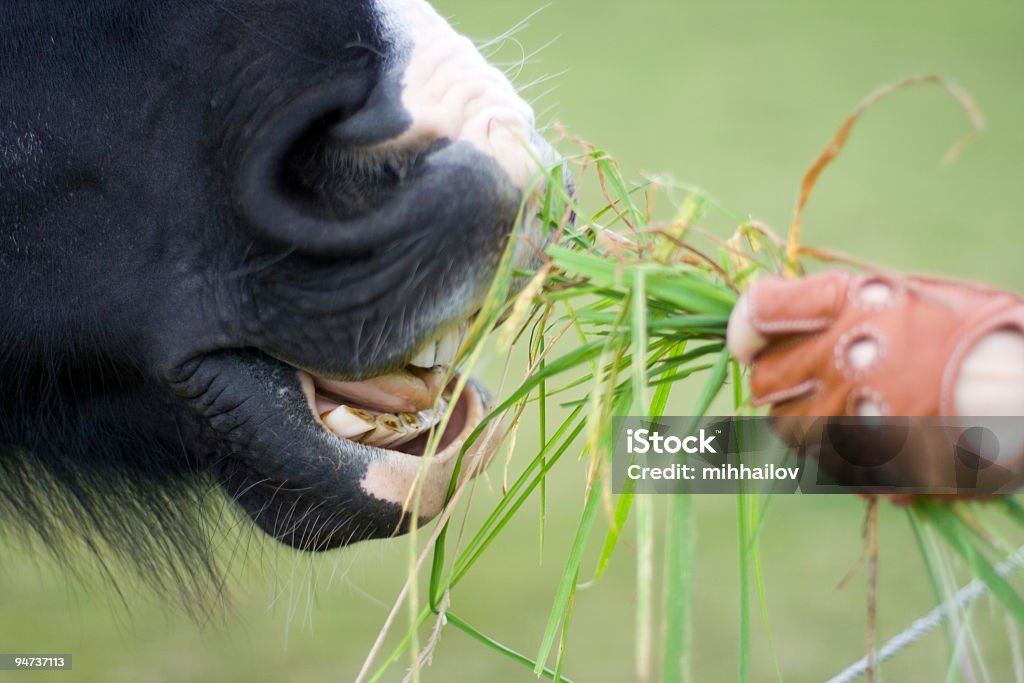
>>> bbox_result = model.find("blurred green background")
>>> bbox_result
[3,0,1024,681]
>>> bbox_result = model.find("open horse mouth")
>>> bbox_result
[304,320,475,453]
[168,305,499,551]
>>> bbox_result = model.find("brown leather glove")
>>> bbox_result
[727,270,1024,417]
[726,269,1024,498]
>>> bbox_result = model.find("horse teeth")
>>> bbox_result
[361,414,418,448]
[365,431,406,448]
[456,320,470,358]
[434,329,459,367]
[368,415,409,448]
[343,399,449,450]
[409,319,472,370]
[323,405,375,439]
[410,366,446,397]
[409,341,437,369]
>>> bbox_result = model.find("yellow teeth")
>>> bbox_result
[321,398,449,449]
[321,405,376,439]
[309,318,472,448]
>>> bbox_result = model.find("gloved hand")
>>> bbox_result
[727,269,1024,417]
[725,269,1024,498]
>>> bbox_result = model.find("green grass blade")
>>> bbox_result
[590,490,635,583]
[737,490,751,683]
[450,413,587,587]
[534,473,603,674]
[538,332,548,563]
[483,340,607,421]
[553,575,579,683]
[596,157,645,226]
[918,500,1024,629]
[662,493,694,683]
[631,266,650,412]
[431,405,584,606]
[590,338,680,585]
[751,519,783,683]
[691,349,731,420]
[1002,498,1024,529]
[446,611,578,683]
[546,247,736,317]
[907,508,957,650]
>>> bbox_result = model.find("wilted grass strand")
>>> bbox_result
[637,496,655,681]
[367,606,430,683]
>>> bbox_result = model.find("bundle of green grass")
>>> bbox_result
[355,78,1024,683]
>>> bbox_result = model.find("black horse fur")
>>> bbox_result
[0,0,559,608]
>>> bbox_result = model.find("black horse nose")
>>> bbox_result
[234,0,557,260]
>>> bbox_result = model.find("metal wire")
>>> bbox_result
[825,544,1024,683]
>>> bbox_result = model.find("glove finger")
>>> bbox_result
[749,336,827,408]
[746,271,849,337]
[726,295,769,365]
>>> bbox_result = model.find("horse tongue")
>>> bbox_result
[314,368,442,414]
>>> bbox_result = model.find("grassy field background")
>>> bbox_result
[3,0,1024,681]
